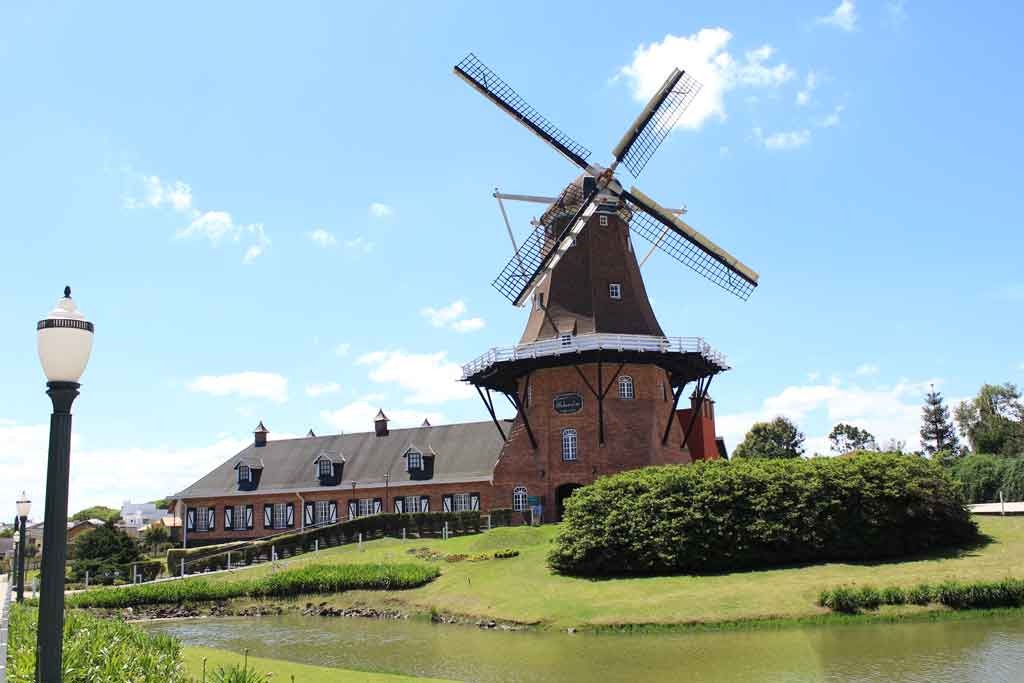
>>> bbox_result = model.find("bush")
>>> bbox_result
[819,578,1024,613]
[951,453,1011,503]
[66,562,440,609]
[549,453,978,576]
[494,548,519,559]
[6,604,185,682]
[489,508,513,527]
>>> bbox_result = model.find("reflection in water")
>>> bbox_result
[144,614,1024,682]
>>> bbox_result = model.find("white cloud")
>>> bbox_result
[451,317,486,333]
[796,70,819,106]
[124,175,194,212]
[320,397,443,434]
[242,225,270,264]
[421,300,467,328]
[820,104,845,128]
[368,202,393,219]
[309,228,337,247]
[855,363,880,376]
[335,343,352,357]
[753,127,811,150]
[305,382,341,398]
[818,0,857,32]
[357,350,474,404]
[187,372,289,404]
[344,236,374,253]
[420,300,486,333]
[0,423,299,514]
[718,377,940,457]
[617,28,795,130]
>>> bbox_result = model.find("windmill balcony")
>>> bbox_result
[461,333,729,381]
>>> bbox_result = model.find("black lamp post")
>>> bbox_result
[383,472,390,514]
[351,481,357,519]
[15,491,31,602]
[35,286,94,683]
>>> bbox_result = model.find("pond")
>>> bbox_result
[144,613,1024,682]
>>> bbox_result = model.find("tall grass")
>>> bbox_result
[819,577,1024,613]
[66,562,440,609]
[6,604,186,682]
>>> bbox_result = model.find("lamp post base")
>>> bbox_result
[35,381,79,683]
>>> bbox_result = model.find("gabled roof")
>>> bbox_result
[254,421,269,433]
[173,419,508,499]
[234,456,264,470]
[374,410,389,422]
[312,450,345,464]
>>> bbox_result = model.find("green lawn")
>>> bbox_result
[190,516,1024,629]
[183,647,454,682]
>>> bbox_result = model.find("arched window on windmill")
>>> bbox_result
[618,375,635,400]
[513,486,528,512]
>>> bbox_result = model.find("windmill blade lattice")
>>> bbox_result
[615,71,702,178]
[623,189,758,301]
[491,182,597,304]
[454,53,593,169]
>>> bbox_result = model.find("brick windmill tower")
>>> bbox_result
[453,54,760,520]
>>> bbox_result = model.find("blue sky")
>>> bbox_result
[2,1,1022,513]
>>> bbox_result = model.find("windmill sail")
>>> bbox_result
[623,187,758,300]
[612,70,702,178]
[454,53,592,170]
[491,183,599,306]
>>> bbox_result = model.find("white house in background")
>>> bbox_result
[120,501,161,529]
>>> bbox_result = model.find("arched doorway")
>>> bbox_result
[555,483,583,521]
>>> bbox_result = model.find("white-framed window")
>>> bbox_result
[599,215,609,226]
[609,283,622,300]
[237,465,250,483]
[404,496,419,513]
[196,506,209,532]
[234,505,246,531]
[407,449,423,471]
[562,428,578,461]
[317,459,332,478]
[273,503,287,529]
[618,375,635,400]
[315,500,330,524]
[513,486,528,512]
[560,334,572,347]
[452,493,472,512]
[358,498,374,517]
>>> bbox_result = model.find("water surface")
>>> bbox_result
[145,613,1024,682]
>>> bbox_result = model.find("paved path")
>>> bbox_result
[1,575,10,683]
[970,501,1024,515]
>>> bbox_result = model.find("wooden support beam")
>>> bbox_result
[662,382,687,445]
[476,386,506,442]
[509,389,538,450]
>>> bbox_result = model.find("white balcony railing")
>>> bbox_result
[461,333,729,380]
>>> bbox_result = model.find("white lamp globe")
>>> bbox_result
[37,286,94,383]
[16,491,31,518]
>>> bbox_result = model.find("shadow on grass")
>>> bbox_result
[554,532,997,582]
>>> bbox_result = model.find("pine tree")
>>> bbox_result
[921,385,960,458]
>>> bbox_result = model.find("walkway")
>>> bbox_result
[970,501,1024,515]
[1,575,10,683]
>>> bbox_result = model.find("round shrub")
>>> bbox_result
[548,453,978,576]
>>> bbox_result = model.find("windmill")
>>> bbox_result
[454,53,758,505]
[453,52,759,308]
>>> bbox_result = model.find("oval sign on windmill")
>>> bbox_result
[553,393,583,414]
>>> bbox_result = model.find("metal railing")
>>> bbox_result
[461,333,729,379]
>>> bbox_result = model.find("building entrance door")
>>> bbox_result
[555,483,583,521]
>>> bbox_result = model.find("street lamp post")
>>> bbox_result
[350,481,357,519]
[35,287,94,683]
[384,472,390,514]
[15,491,31,602]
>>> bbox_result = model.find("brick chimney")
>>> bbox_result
[254,421,269,447]
[374,409,390,437]
[676,395,719,461]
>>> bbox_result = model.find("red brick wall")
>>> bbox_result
[180,481,495,545]
[677,397,720,461]
[492,362,691,520]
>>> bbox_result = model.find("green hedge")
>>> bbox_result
[951,453,1024,503]
[67,562,440,609]
[168,510,481,576]
[6,604,185,682]
[819,578,1024,613]
[549,453,978,576]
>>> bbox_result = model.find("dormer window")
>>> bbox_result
[318,459,332,478]
[609,283,622,300]
[237,465,251,483]
[407,449,423,472]
[599,215,608,226]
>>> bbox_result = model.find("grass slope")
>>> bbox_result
[185,517,1023,629]
[183,647,454,682]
